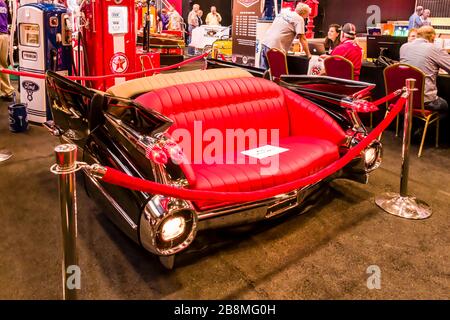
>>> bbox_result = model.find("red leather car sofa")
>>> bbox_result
[136,77,346,210]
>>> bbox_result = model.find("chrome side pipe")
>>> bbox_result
[375,79,432,220]
[51,144,80,300]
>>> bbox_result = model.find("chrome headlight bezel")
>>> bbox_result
[363,141,383,172]
[140,195,198,256]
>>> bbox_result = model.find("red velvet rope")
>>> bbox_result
[0,52,209,81]
[372,90,402,107]
[100,96,407,203]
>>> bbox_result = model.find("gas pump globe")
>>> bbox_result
[304,0,319,38]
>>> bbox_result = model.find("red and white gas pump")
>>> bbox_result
[80,0,160,91]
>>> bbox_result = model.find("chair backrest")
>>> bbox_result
[140,55,156,77]
[383,63,425,112]
[324,55,354,80]
[266,48,289,80]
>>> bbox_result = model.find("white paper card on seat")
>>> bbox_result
[241,145,289,160]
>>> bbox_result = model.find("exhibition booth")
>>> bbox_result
[0,0,449,302]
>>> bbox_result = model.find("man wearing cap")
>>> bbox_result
[260,3,312,70]
[329,23,363,80]
[409,6,424,30]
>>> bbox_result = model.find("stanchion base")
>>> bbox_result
[375,192,432,220]
[0,149,13,163]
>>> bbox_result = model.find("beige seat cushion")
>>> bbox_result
[106,68,253,99]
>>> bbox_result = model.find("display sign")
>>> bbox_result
[242,145,289,159]
[19,24,40,47]
[231,0,262,67]
[22,51,38,61]
[108,6,128,34]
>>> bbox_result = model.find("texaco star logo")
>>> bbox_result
[110,52,129,74]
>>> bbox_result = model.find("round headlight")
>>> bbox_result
[161,216,186,242]
[365,147,377,165]
[140,196,198,256]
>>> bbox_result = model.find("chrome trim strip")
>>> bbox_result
[197,189,308,221]
[83,168,138,230]
[104,113,169,185]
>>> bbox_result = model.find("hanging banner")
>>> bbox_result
[231,0,262,67]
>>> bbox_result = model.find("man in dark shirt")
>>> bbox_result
[0,0,14,99]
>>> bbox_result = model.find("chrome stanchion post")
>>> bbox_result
[375,79,432,219]
[400,79,414,197]
[53,144,79,300]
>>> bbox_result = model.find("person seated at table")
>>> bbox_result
[323,24,341,54]
[400,26,450,113]
[324,23,362,80]
[408,28,418,42]
[260,2,312,70]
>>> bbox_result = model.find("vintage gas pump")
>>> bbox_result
[81,0,160,91]
[18,2,72,123]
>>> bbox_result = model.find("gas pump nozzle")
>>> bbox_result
[50,49,58,71]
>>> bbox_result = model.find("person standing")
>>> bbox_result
[187,4,200,40]
[187,4,200,55]
[408,6,424,30]
[197,9,204,26]
[260,3,312,70]
[205,6,222,26]
[0,0,14,99]
[421,9,432,27]
[168,6,182,31]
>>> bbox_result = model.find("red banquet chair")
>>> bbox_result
[325,55,374,127]
[140,55,156,77]
[384,63,440,157]
[324,55,354,80]
[266,48,289,80]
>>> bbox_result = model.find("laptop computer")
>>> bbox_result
[308,42,327,55]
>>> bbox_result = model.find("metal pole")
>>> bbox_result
[375,79,432,220]
[400,79,415,197]
[54,144,78,300]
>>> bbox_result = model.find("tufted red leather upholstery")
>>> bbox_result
[136,77,346,211]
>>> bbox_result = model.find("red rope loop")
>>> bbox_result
[0,52,209,81]
[99,96,407,203]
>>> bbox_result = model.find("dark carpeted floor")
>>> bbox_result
[0,76,449,300]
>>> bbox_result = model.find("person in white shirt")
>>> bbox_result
[168,5,182,31]
[187,4,201,54]
[260,3,311,70]
[205,6,222,26]
[421,9,432,27]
